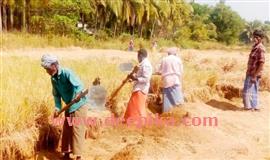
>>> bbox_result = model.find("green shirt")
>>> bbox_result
[51,67,88,113]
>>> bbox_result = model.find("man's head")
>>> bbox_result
[167,47,179,56]
[137,48,148,63]
[253,30,264,44]
[41,54,59,76]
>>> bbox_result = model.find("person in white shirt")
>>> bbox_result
[124,48,153,120]
[156,47,184,112]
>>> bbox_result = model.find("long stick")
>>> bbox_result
[106,66,139,109]
[55,89,89,117]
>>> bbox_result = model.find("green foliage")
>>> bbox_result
[189,16,209,41]
[210,3,245,44]
[119,33,133,43]
[49,15,77,35]
[2,0,265,48]
[189,3,217,41]
[174,26,192,40]
[240,20,270,44]
[29,16,46,34]
[95,30,109,40]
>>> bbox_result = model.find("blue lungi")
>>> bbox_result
[242,76,259,109]
[163,84,184,112]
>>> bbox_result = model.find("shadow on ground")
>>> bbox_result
[206,99,243,111]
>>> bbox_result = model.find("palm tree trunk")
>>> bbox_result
[113,22,117,38]
[26,0,31,31]
[150,20,156,39]
[9,7,14,30]
[120,20,124,34]
[21,0,26,32]
[95,10,98,31]
[0,4,2,32]
[139,24,143,38]
[2,5,7,32]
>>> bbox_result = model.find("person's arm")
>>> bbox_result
[251,48,265,82]
[254,63,264,76]
[67,69,84,100]
[52,85,62,113]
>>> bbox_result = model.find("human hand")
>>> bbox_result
[53,110,59,118]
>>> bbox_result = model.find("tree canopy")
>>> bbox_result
[1,0,269,45]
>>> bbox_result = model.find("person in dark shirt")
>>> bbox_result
[243,30,266,111]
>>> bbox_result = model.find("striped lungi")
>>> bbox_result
[242,75,260,109]
[163,84,184,112]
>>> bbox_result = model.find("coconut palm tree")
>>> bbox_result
[105,0,123,36]
[0,1,3,32]
[242,20,263,43]
[7,0,15,30]
[2,0,8,31]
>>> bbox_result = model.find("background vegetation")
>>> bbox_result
[1,0,270,49]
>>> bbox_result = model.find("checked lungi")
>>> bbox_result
[242,76,260,109]
[163,84,184,112]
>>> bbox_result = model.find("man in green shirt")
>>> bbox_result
[41,54,87,160]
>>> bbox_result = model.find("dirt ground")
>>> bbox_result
[34,94,270,160]
[4,48,270,160]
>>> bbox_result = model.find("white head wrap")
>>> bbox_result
[41,54,59,68]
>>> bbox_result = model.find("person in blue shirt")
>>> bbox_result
[41,54,87,160]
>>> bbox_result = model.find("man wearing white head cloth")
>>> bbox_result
[41,54,87,160]
[155,47,184,112]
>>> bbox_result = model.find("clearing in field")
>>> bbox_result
[1,48,269,160]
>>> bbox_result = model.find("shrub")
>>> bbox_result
[118,33,133,43]
[95,30,109,40]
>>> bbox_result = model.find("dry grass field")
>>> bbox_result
[1,47,270,160]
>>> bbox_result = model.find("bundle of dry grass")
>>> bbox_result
[206,74,218,88]
[0,100,60,159]
[147,94,162,114]
[216,84,242,100]
[149,75,162,95]
[0,127,38,160]
[260,76,270,92]
[184,86,215,102]
[107,97,126,117]
[220,58,237,73]
[148,75,163,114]
[110,144,141,160]
[85,119,103,140]
[182,51,197,63]
[160,107,190,125]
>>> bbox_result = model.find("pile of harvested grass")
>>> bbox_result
[182,51,197,63]
[34,102,62,152]
[161,107,190,125]
[36,124,62,152]
[219,58,237,73]
[260,76,270,92]
[147,94,162,114]
[147,75,163,114]
[216,84,242,100]
[185,86,215,102]
[0,101,59,159]
[0,101,61,159]
[149,75,162,95]
[111,144,141,160]
[0,127,38,159]
[206,74,218,89]
[109,98,126,117]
